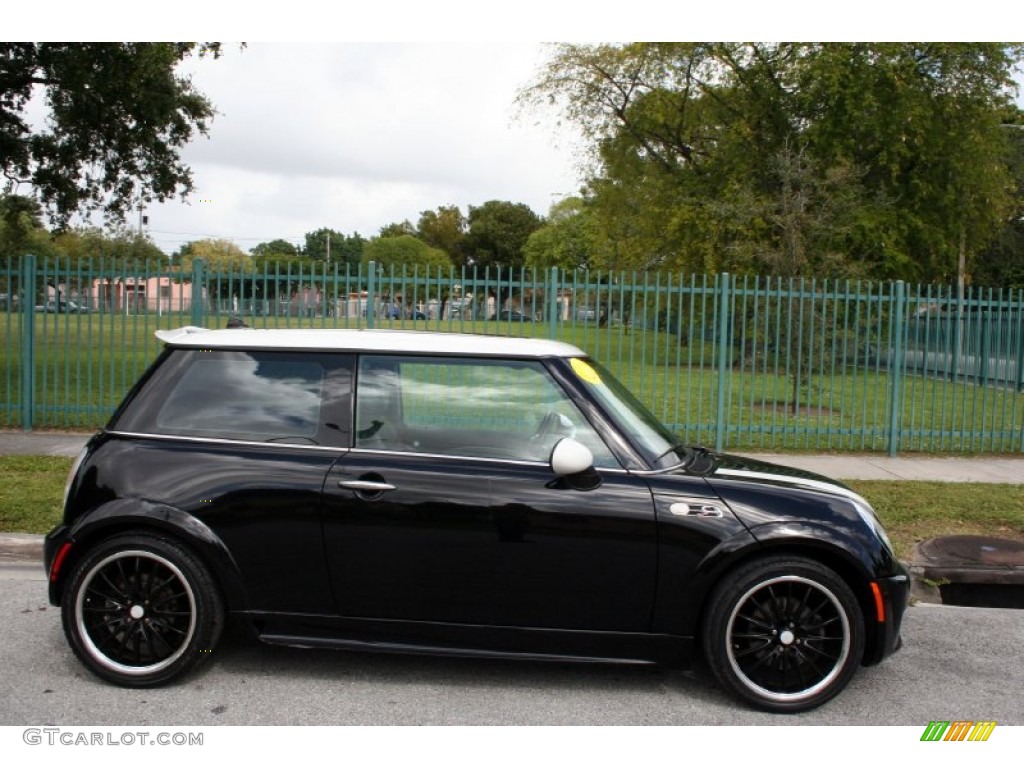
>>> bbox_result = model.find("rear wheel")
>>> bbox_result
[702,556,865,712]
[62,532,223,686]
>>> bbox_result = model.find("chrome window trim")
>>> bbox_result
[104,430,347,454]
[349,447,630,473]
[102,432,634,473]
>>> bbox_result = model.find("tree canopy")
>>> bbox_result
[51,227,164,264]
[523,197,601,271]
[0,194,51,259]
[362,235,451,272]
[416,205,467,264]
[0,193,163,263]
[522,43,1024,282]
[1,43,229,224]
[251,239,299,261]
[462,200,543,270]
[177,238,254,273]
[301,228,365,267]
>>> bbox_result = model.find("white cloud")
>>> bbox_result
[144,43,581,254]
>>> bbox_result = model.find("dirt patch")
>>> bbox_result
[751,402,842,418]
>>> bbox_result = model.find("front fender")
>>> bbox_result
[744,519,896,581]
[742,520,908,665]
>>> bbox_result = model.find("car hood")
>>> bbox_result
[669,449,867,507]
[703,452,855,494]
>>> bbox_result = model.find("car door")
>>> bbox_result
[321,354,658,632]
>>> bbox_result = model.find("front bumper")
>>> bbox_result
[863,569,910,666]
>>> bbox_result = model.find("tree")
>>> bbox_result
[378,220,416,238]
[522,43,1024,282]
[968,122,1024,288]
[251,239,299,261]
[523,197,601,271]
[462,200,543,270]
[417,205,467,264]
[362,235,451,272]
[177,238,254,274]
[302,228,365,268]
[1,43,229,224]
[0,194,54,259]
[51,227,165,264]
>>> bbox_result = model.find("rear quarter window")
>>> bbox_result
[112,349,353,446]
[157,358,324,439]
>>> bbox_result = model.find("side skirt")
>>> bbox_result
[259,634,657,666]
[237,611,691,667]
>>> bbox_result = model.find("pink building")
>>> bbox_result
[90,276,204,313]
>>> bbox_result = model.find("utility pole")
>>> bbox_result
[326,232,331,265]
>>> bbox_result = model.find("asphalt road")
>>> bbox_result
[1,563,1021,726]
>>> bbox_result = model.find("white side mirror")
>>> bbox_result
[550,438,594,476]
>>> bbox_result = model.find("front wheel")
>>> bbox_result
[62,532,224,687]
[702,556,865,712]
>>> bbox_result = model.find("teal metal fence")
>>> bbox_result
[2,256,1023,454]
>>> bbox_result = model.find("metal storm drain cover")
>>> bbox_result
[916,536,1024,569]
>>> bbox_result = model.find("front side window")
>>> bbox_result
[354,355,618,467]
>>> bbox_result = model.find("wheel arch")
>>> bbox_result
[51,499,247,613]
[694,527,883,665]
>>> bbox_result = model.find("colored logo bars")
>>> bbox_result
[921,721,997,742]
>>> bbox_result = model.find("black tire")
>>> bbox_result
[701,556,865,713]
[61,532,224,687]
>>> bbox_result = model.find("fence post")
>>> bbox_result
[548,267,559,339]
[715,272,731,452]
[887,280,906,456]
[1016,287,1024,393]
[19,254,36,431]
[191,258,205,327]
[366,261,376,329]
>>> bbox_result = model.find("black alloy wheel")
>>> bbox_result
[702,556,865,712]
[62,532,223,687]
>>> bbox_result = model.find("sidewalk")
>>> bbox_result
[3,429,1023,482]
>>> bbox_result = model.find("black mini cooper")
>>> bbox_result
[45,327,908,712]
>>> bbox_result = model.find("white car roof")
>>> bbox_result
[155,326,586,358]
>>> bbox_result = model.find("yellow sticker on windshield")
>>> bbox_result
[570,358,602,385]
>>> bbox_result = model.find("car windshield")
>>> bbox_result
[566,357,685,469]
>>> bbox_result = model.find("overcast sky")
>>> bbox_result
[14,6,1024,257]
[139,43,581,255]
[135,36,1024,257]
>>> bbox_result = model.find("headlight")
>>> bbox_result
[851,496,894,554]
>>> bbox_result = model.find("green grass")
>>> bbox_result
[3,311,1024,453]
[850,480,1024,559]
[0,456,70,533]
[2,456,1020,563]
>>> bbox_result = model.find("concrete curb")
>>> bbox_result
[0,533,44,562]
[0,430,90,457]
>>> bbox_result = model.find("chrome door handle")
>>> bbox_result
[339,480,396,492]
